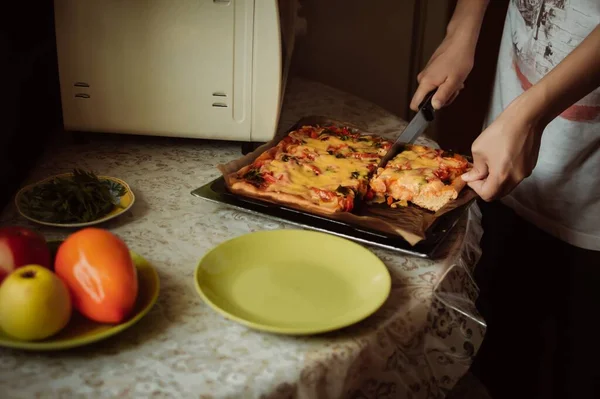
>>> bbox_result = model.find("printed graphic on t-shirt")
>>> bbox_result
[510,0,600,122]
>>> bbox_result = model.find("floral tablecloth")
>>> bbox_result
[0,77,485,398]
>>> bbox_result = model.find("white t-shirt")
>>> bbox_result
[484,0,600,251]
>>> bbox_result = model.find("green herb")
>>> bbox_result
[282,155,290,162]
[336,186,351,195]
[243,169,264,186]
[18,169,127,224]
[327,150,334,155]
[336,153,345,159]
[340,135,349,141]
[351,171,360,179]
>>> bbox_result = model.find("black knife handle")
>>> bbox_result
[418,88,437,122]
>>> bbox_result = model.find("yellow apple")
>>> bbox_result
[0,265,72,341]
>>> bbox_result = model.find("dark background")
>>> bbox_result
[0,1,63,212]
[434,0,508,154]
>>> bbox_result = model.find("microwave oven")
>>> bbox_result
[53,0,295,144]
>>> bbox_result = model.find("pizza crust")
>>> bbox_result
[227,179,342,215]
[411,175,468,212]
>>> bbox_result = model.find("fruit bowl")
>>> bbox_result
[0,241,160,351]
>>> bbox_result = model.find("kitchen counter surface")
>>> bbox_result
[0,77,485,398]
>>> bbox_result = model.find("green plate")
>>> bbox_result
[15,173,135,228]
[195,229,391,335]
[0,244,160,351]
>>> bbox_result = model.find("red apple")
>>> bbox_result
[0,226,52,283]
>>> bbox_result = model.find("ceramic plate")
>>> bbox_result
[195,229,391,335]
[0,243,160,351]
[14,173,135,228]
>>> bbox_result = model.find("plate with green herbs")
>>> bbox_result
[15,169,135,228]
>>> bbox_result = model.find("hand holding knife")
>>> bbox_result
[377,89,438,169]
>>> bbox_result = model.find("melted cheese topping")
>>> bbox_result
[388,153,439,169]
[388,145,465,169]
[264,153,372,197]
[256,131,386,205]
[372,169,428,196]
[240,126,396,208]
[289,131,386,157]
[369,145,469,201]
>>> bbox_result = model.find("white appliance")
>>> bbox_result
[53,0,295,143]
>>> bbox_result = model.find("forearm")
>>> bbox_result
[411,0,490,110]
[446,0,490,51]
[521,24,600,126]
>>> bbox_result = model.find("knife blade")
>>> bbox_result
[377,89,437,168]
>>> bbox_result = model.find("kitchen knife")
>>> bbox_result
[377,89,437,168]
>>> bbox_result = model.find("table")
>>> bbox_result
[0,77,486,398]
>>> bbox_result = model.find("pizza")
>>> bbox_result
[367,144,471,212]
[226,126,471,214]
[226,125,393,214]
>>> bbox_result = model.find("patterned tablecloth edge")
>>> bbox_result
[424,202,487,396]
[434,202,485,326]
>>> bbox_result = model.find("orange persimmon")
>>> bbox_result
[54,228,138,324]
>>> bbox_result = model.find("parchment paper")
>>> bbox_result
[217,116,478,246]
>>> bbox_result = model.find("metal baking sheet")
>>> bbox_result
[191,176,475,259]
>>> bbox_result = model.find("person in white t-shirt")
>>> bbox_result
[411,0,600,397]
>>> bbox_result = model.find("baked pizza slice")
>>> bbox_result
[283,125,392,161]
[368,144,471,212]
[227,125,393,214]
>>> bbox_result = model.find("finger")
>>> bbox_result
[431,78,463,110]
[444,89,461,107]
[468,175,501,202]
[466,179,486,198]
[410,80,438,112]
[461,156,488,182]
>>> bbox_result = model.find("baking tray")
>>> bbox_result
[191,176,475,259]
